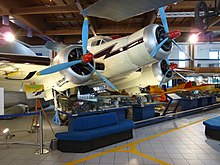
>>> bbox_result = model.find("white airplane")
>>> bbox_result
[0,2,187,100]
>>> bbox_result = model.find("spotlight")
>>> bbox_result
[2,128,10,135]
[3,32,15,42]
[0,26,15,43]
[189,34,198,44]
[2,128,15,139]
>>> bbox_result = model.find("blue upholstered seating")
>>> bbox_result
[203,116,220,140]
[56,112,134,141]
[203,116,220,130]
[55,112,134,152]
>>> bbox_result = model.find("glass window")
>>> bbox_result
[179,51,185,60]
[209,50,219,59]
[179,52,185,68]
[167,80,172,88]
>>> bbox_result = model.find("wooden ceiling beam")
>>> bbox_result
[0,1,10,15]
[46,17,83,23]
[13,23,220,36]
[33,25,220,36]
[169,25,220,32]
[45,29,82,35]
[0,0,49,35]
[44,27,141,35]
[184,67,220,73]
[170,1,215,10]
[11,5,79,15]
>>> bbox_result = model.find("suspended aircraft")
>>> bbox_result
[0,0,188,100]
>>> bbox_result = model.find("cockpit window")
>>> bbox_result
[91,40,102,46]
[91,38,112,47]
[104,38,112,42]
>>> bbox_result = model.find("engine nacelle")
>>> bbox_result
[141,59,173,85]
[126,24,172,69]
[53,45,94,84]
[143,24,172,60]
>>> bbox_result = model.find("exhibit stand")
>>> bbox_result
[162,93,182,116]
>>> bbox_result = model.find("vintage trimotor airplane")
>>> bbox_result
[0,1,188,101]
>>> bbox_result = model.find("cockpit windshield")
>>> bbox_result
[90,37,112,47]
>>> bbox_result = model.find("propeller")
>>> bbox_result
[36,60,82,76]
[159,62,188,87]
[150,7,192,60]
[37,17,117,91]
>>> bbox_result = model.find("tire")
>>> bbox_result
[195,0,209,31]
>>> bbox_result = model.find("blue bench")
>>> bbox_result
[55,112,134,152]
[203,116,220,140]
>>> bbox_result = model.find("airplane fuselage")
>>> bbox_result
[39,24,173,93]
[88,24,171,78]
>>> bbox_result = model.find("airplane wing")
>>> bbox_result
[0,54,50,80]
[0,37,51,81]
[81,0,182,22]
[0,56,50,92]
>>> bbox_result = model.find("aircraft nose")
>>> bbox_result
[82,53,94,63]
[169,30,181,40]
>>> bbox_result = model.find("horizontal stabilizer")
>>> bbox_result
[81,0,182,22]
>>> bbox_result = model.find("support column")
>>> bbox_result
[189,44,194,68]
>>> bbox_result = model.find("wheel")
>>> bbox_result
[195,0,209,31]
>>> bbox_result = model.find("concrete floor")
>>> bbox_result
[0,108,220,165]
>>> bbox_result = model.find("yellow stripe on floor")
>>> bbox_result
[65,118,207,165]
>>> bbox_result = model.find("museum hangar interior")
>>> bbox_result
[0,0,220,165]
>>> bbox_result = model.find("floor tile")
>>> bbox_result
[0,108,220,165]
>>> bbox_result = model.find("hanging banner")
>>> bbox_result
[24,84,46,99]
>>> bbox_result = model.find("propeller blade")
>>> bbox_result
[174,68,194,73]
[87,63,117,91]
[165,57,170,65]
[172,39,193,60]
[159,7,169,33]
[173,70,188,81]
[82,17,89,55]
[159,69,171,87]
[37,60,82,76]
[150,37,168,58]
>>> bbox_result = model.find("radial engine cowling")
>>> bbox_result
[141,59,173,85]
[53,45,94,84]
[143,24,172,60]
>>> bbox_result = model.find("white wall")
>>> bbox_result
[169,42,220,67]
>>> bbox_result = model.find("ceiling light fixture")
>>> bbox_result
[2,32,15,42]
[189,34,199,44]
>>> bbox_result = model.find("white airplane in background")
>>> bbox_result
[0,0,188,100]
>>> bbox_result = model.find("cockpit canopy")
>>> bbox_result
[88,36,112,47]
